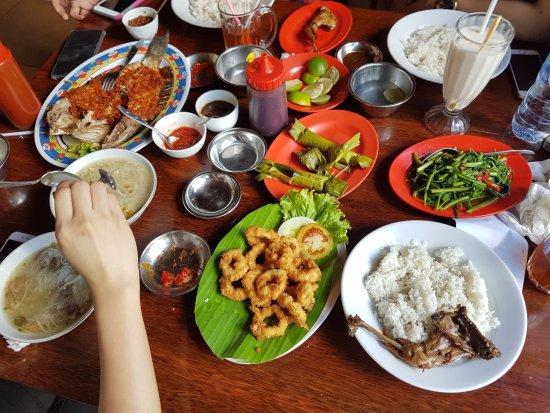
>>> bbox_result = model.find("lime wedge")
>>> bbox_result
[311,94,331,105]
[307,56,329,77]
[288,91,311,106]
[383,87,406,103]
[323,66,340,85]
[302,82,324,99]
[302,72,320,85]
[246,52,257,63]
[285,79,303,93]
[317,78,333,95]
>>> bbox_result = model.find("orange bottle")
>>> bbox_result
[0,42,41,129]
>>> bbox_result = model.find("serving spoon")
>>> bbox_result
[0,170,117,190]
[119,106,177,147]
[421,147,535,162]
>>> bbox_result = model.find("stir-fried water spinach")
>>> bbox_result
[408,149,511,215]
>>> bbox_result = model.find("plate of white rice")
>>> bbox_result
[341,220,527,393]
[172,0,275,29]
[387,10,511,84]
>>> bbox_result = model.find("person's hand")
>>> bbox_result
[52,0,99,20]
[54,180,140,297]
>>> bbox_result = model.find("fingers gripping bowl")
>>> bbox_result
[49,149,157,225]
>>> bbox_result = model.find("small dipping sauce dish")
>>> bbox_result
[195,90,239,133]
[0,136,10,181]
[152,112,206,158]
[183,171,241,219]
[208,128,266,173]
[122,7,159,40]
[336,41,384,72]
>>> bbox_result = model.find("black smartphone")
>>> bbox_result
[0,232,34,263]
[510,49,543,98]
[50,30,106,80]
[93,0,143,20]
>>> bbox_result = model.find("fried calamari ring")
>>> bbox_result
[250,304,289,340]
[265,241,295,270]
[244,226,277,246]
[295,282,318,311]
[219,249,249,281]
[219,275,247,301]
[277,293,308,329]
[288,256,322,283]
[242,268,271,307]
[245,242,267,270]
[255,269,288,300]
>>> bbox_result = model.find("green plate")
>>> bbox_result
[194,204,346,364]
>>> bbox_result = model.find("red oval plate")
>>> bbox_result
[284,52,349,113]
[264,110,379,199]
[279,1,353,54]
[388,135,532,218]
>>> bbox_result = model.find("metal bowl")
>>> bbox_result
[349,62,415,118]
[215,45,272,87]
[0,136,9,181]
[187,52,218,88]
[336,41,384,72]
[139,231,211,297]
[183,171,241,218]
[208,128,266,173]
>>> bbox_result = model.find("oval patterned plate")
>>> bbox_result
[34,41,190,167]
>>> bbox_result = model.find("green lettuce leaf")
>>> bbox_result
[279,189,350,244]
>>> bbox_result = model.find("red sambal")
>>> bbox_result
[167,126,201,150]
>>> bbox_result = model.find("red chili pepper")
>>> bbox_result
[174,267,194,287]
[476,172,501,192]
[161,270,175,287]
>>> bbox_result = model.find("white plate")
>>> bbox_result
[171,0,275,29]
[387,10,511,84]
[341,220,527,393]
[228,244,347,364]
[0,232,94,343]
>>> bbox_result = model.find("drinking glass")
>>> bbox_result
[218,0,278,49]
[527,236,550,294]
[424,13,514,135]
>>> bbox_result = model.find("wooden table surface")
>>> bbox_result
[0,1,548,411]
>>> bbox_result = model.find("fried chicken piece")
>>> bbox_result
[347,306,501,369]
[303,6,337,51]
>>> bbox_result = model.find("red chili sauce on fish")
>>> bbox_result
[166,126,201,150]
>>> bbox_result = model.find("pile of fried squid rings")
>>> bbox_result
[219,226,323,340]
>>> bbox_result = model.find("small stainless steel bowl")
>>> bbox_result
[0,136,9,181]
[349,62,415,118]
[208,128,266,173]
[215,45,272,87]
[139,230,211,297]
[187,52,218,89]
[183,171,241,219]
[336,41,383,72]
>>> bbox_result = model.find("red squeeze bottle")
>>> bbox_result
[0,42,41,130]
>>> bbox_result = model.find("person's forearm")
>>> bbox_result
[459,0,550,42]
[94,286,161,413]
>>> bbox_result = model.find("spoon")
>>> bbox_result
[0,169,118,190]
[119,106,177,147]
[422,147,535,162]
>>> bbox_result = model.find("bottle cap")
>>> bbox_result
[0,42,11,64]
[246,54,284,91]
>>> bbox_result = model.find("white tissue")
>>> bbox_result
[498,159,550,244]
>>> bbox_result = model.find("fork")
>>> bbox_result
[102,39,146,92]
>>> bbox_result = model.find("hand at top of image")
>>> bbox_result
[51,0,100,20]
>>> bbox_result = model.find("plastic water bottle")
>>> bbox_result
[511,53,550,145]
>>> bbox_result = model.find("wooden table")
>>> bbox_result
[0,1,548,411]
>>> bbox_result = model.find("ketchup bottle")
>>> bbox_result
[0,42,41,130]
[246,54,289,138]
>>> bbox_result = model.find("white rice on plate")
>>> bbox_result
[365,244,499,342]
[189,0,221,25]
[403,25,455,77]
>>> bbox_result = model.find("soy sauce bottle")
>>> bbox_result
[246,54,288,138]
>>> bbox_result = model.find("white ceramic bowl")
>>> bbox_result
[195,90,239,133]
[341,220,527,393]
[49,149,157,225]
[122,7,159,40]
[387,10,511,84]
[0,232,94,343]
[152,112,206,158]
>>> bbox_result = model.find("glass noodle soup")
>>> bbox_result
[77,158,153,218]
[3,246,92,335]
